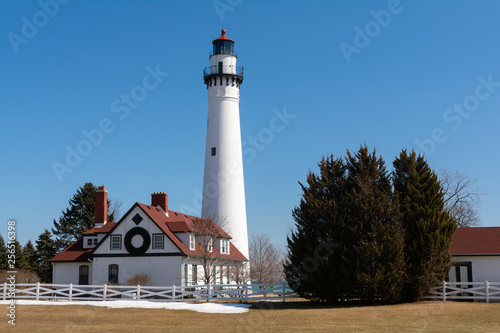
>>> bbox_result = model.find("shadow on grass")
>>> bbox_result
[250,300,396,311]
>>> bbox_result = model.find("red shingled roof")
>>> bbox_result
[50,239,91,262]
[136,203,243,260]
[450,227,500,255]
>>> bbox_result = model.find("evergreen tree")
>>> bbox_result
[36,229,57,283]
[285,155,352,302]
[12,239,24,269]
[285,146,405,303]
[52,182,116,250]
[343,147,405,302]
[0,234,7,270]
[21,240,38,271]
[393,150,456,302]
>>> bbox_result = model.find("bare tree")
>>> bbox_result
[229,261,251,284]
[190,215,230,285]
[439,168,482,227]
[109,198,123,221]
[250,233,284,284]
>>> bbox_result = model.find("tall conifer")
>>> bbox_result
[36,230,57,283]
[285,146,405,302]
[0,234,7,270]
[393,150,456,302]
[344,147,405,302]
[52,182,116,250]
[21,240,38,271]
[285,155,351,302]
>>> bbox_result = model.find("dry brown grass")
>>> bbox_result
[1,301,499,332]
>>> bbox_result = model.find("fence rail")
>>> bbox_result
[1,281,295,303]
[423,281,500,302]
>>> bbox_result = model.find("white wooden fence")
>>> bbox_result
[1,281,295,303]
[423,281,500,302]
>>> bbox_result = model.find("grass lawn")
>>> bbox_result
[1,301,499,332]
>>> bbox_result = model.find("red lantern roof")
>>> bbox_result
[213,29,234,43]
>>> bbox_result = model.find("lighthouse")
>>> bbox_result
[202,29,249,259]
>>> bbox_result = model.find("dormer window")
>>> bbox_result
[220,239,230,254]
[86,237,98,247]
[208,237,213,252]
[189,233,195,250]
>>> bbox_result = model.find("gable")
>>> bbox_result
[92,205,180,256]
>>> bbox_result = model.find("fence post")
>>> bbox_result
[172,285,176,302]
[103,284,107,301]
[137,285,141,300]
[69,283,73,302]
[207,284,211,303]
[442,281,446,301]
[282,281,286,302]
[485,281,489,303]
[36,282,40,301]
[245,284,249,303]
[3,283,7,301]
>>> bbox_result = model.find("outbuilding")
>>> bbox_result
[447,227,500,283]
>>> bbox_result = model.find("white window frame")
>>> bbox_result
[110,235,121,250]
[87,238,93,246]
[152,234,164,249]
[208,237,213,252]
[221,239,230,254]
[93,238,98,245]
[189,233,195,250]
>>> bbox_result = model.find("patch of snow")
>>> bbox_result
[0,300,251,314]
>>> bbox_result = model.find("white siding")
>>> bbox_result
[53,262,92,285]
[92,256,183,286]
[451,256,500,282]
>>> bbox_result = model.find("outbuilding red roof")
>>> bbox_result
[450,227,500,255]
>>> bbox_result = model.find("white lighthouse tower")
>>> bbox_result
[202,29,249,259]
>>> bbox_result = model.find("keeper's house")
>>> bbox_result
[50,186,247,286]
[447,227,500,283]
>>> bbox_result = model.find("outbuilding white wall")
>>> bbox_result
[451,256,500,282]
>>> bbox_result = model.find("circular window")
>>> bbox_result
[124,227,150,255]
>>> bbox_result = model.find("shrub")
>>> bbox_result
[126,273,151,286]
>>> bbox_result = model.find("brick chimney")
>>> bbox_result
[95,185,108,227]
[151,192,168,214]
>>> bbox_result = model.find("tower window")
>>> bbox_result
[211,147,217,156]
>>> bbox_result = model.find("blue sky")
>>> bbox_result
[1,0,499,251]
